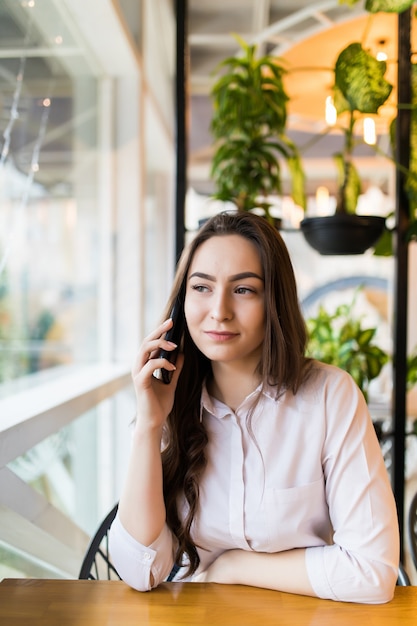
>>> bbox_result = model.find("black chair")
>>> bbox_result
[397,562,411,586]
[409,491,417,573]
[79,503,121,580]
[79,503,180,581]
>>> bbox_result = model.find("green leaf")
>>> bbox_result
[373,227,393,256]
[333,153,362,213]
[406,219,417,241]
[366,353,383,380]
[365,0,415,13]
[335,43,393,113]
[333,85,350,116]
[287,155,307,210]
[338,0,361,6]
[407,351,417,389]
[357,327,377,347]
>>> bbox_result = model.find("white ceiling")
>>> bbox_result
[188,0,365,95]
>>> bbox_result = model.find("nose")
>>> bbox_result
[211,290,233,322]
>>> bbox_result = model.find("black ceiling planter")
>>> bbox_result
[299,214,386,255]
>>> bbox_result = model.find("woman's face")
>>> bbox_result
[184,234,266,371]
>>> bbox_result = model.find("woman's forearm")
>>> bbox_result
[118,426,166,546]
[197,548,315,597]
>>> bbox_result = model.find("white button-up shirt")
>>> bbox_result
[109,362,399,602]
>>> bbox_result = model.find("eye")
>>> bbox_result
[190,284,210,293]
[235,286,255,295]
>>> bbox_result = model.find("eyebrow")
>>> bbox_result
[188,271,264,282]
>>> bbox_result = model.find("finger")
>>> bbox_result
[169,352,184,385]
[144,318,173,342]
[133,351,177,383]
[146,351,183,387]
[138,319,174,355]
[137,338,178,367]
[133,321,176,372]
[133,361,175,394]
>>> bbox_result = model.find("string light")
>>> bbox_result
[315,186,330,215]
[376,39,388,62]
[325,95,337,126]
[363,117,376,145]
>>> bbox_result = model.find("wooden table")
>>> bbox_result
[0,579,416,625]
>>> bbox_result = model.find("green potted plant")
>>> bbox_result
[209,35,306,223]
[305,294,389,402]
[300,42,392,254]
[300,0,417,255]
[305,290,417,438]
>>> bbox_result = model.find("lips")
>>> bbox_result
[204,331,239,341]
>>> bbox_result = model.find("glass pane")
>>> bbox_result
[0,0,100,385]
[116,0,143,50]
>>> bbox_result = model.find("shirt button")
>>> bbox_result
[143,552,151,561]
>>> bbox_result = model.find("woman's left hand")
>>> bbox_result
[192,548,314,597]
[193,550,239,584]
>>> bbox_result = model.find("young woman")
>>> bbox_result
[109,211,399,603]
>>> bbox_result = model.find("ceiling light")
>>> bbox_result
[363,117,376,145]
[325,96,337,126]
[376,39,388,62]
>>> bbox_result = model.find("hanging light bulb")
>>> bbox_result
[325,95,337,126]
[363,117,376,145]
[315,186,330,215]
[376,39,388,62]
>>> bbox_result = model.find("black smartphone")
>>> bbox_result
[153,297,184,384]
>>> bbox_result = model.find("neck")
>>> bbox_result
[209,363,261,411]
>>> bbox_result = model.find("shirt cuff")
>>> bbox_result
[109,513,174,591]
[305,546,336,601]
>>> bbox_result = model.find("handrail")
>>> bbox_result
[0,362,131,468]
[0,362,132,578]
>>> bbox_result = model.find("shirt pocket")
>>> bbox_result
[263,477,331,551]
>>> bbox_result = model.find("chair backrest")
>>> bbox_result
[397,562,411,586]
[409,491,417,573]
[79,503,121,580]
[79,503,180,581]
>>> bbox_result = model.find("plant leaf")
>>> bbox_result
[333,153,362,213]
[335,43,393,113]
[287,155,307,210]
[373,227,393,256]
[357,327,377,347]
[365,0,415,13]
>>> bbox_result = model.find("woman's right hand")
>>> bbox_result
[131,318,184,434]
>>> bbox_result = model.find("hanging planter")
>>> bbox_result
[300,41,393,255]
[300,213,386,255]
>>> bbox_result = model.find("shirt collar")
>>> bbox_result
[200,379,279,421]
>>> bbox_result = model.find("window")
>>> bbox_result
[0,0,101,384]
[0,0,176,579]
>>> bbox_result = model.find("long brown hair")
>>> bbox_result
[161,211,310,576]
